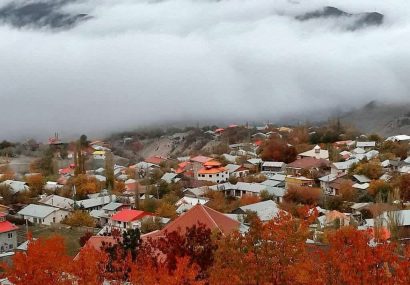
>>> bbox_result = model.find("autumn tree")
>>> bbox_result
[25,173,45,197]
[368,180,393,202]
[318,227,409,285]
[398,173,410,202]
[259,137,297,163]
[69,174,100,199]
[339,180,357,202]
[148,223,218,278]
[353,160,382,180]
[209,212,315,285]
[284,186,322,205]
[3,236,72,285]
[63,210,95,227]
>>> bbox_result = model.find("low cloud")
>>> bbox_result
[1,0,410,140]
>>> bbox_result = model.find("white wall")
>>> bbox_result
[197,171,229,183]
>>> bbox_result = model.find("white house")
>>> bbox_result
[298,145,329,160]
[197,161,229,183]
[0,213,17,253]
[18,204,69,225]
[225,164,249,178]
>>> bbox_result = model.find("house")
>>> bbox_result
[0,213,17,253]
[18,204,69,225]
[183,187,208,197]
[197,160,229,183]
[298,145,329,160]
[356,141,376,150]
[386,135,410,143]
[209,182,267,197]
[175,195,209,207]
[353,174,371,184]
[175,195,209,214]
[327,177,353,196]
[319,174,338,195]
[232,200,282,222]
[286,157,330,176]
[261,161,286,173]
[131,162,160,178]
[76,195,116,212]
[0,180,29,195]
[161,172,181,184]
[285,176,315,188]
[221,154,238,164]
[190,155,213,177]
[225,164,249,178]
[145,155,167,165]
[378,210,410,238]
[38,195,74,211]
[92,150,106,160]
[243,158,262,171]
[331,159,359,175]
[44,181,64,192]
[144,204,240,238]
[109,209,153,230]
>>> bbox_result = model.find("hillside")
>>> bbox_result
[341,101,410,136]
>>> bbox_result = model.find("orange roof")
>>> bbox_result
[214,128,225,133]
[161,204,239,236]
[190,155,213,164]
[198,166,227,174]
[83,236,116,251]
[145,156,166,165]
[203,160,222,167]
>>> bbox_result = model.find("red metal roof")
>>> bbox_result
[0,220,18,233]
[161,204,239,236]
[288,157,330,169]
[111,209,152,222]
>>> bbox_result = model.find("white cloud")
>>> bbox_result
[1,0,410,140]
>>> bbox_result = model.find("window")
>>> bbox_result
[217,174,219,177]
[9,244,13,249]
[8,233,12,239]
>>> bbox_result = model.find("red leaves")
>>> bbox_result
[3,218,410,285]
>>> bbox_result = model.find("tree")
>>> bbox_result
[3,236,72,285]
[259,137,297,163]
[398,173,410,202]
[149,223,218,278]
[69,174,100,199]
[354,160,382,180]
[155,202,177,219]
[318,227,408,285]
[63,210,96,227]
[339,180,356,202]
[368,180,393,202]
[209,212,315,285]
[25,173,45,197]
[284,186,322,205]
[239,194,260,206]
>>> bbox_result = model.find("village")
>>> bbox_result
[0,121,410,284]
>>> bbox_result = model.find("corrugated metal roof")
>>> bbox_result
[18,204,58,218]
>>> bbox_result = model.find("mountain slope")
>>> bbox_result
[341,102,410,136]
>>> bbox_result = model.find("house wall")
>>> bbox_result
[23,209,69,226]
[197,171,229,183]
[0,231,17,252]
